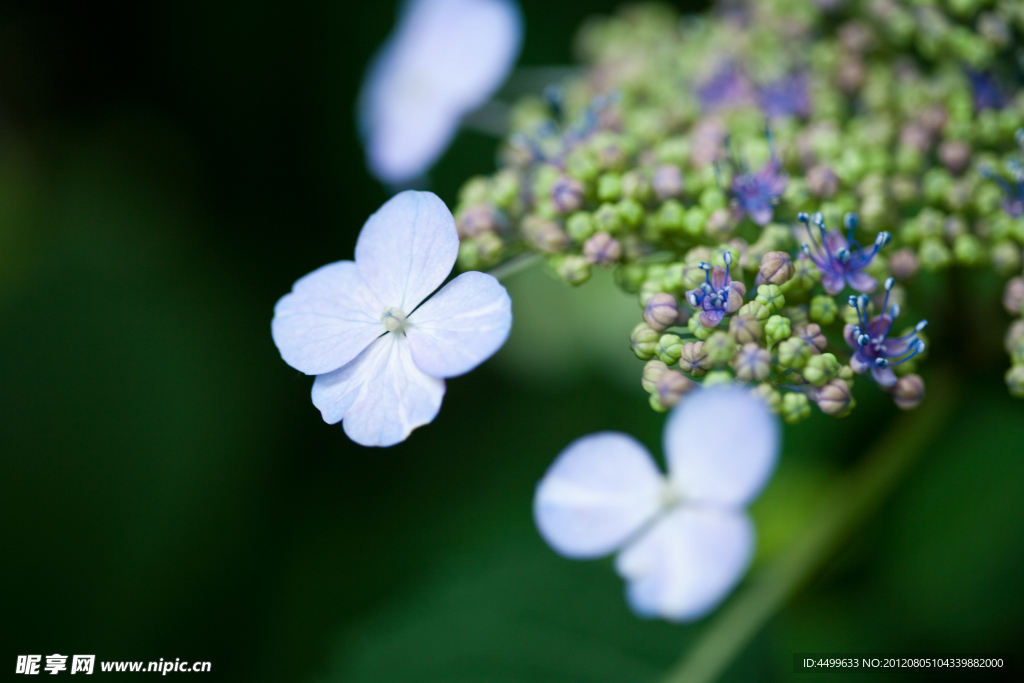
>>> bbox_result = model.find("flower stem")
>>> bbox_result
[660,370,955,683]
[487,253,541,281]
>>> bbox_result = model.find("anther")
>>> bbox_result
[843,213,859,230]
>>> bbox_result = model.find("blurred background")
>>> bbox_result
[0,0,1021,681]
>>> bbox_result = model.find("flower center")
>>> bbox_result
[660,481,682,509]
[381,307,407,333]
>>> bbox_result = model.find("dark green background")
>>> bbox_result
[1,1,1021,681]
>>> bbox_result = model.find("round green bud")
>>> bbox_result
[809,295,838,325]
[731,343,771,382]
[593,202,623,234]
[656,200,686,232]
[702,370,734,388]
[815,378,854,417]
[597,173,623,202]
[991,241,1022,277]
[1006,365,1024,399]
[458,176,491,206]
[1013,338,1024,367]
[458,239,481,271]
[974,181,1005,216]
[555,255,591,286]
[761,224,793,250]
[687,314,712,341]
[657,370,698,407]
[780,258,822,293]
[755,284,786,314]
[662,262,687,294]
[566,149,600,183]
[638,279,665,307]
[641,360,669,394]
[759,251,795,285]
[738,301,771,323]
[699,187,726,212]
[566,212,596,243]
[622,170,653,202]
[617,198,645,229]
[729,314,763,345]
[711,245,742,271]
[953,233,984,266]
[630,322,660,360]
[1006,320,1024,355]
[704,331,737,366]
[918,237,952,271]
[778,336,812,369]
[679,341,712,377]
[649,394,668,412]
[923,168,953,206]
[490,170,519,208]
[615,263,646,294]
[803,353,841,387]
[765,315,792,346]
[892,374,925,410]
[782,392,812,425]
[656,334,684,365]
[644,293,680,331]
[751,383,782,413]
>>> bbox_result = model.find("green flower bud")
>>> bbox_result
[617,198,645,229]
[765,315,792,346]
[630,322,660,360]
[778,336,812,369]
[953,233,984,266]
[656,334,684,365]
[1006,320,1024,355]
[656,199,686,232]
[702,370,734,388]
[974,181,1005,216]
[679,341,711,377]
[615,263,646,294]
[555,255,591,286]
[657,370,698,407]
[923,168,953,206]
[759,251,795,285]
[687,314,712,340]
[892,373,925,410]
[751,383,782,413]
[711,245,741,271]
[597,173,623,202]
[681,207,707,239]
[593,202,623,234]
[780,257,822,293]
[458,239,482,271]
[729,314,762,344]
[803,353,841,387]
[809,295,838,325]
[644,293,680,331]
[991,241,1022,277]
[781,392,812,425]
[662,262,687,294]
[639,279,665,307]
[761,224,793,250]
[918,237,952,272]
[731,343,771,381]
[699,187,726,212]
[566,149,600,183]
[1006,365,1024,399]
[490,170,519,208]
[641,360,669,394]
[704,331,737,366]
[755,284,786,314]
[737,301,771,323]
[458,176,491,206]
[704,208,736,242]
[815,378,854,417]
[566,212,596,243]
[1013,338,1024,367]
[649,394,669,412]
[622,170,653,202]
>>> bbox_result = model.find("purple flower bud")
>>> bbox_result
[888,248,920,281]
[729,313,763,344]
[641,360,669,394]
[583,232,622,266]
[759,251,795,285]
[919,105,947,135]
[523,216,570,254]
[679,341,712,377]
[806,164,840,198]
[891,373,925,410]
[838,21,873,53]
[551,175,585,213]
[1004,277,1024,316]
[652,164,683,199]
[815,378,852,415]
[794,324,828,353]
[1006,320,1024,355]
[456,204,497,238]
[643,293,680,332]
[656,370,697,408]
[731,343,771,381]
[899,123,932,153]
[938,140,971,175]
[838,56,866,93]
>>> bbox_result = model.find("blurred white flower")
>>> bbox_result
[272,190,512,447]
[533,386,780,621]
[359,0,523,184]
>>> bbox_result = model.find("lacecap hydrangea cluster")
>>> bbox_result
[452,0,1024,421]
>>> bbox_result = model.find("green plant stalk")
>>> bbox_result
[661,371,955,683]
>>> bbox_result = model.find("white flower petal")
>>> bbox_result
[615,507,753,622]
[359,0,523,183]
[311,334,445,447]
[663,386,780,507]
[405,271,512,378]
[271,261,385,375]
[355,190,459,313]
[534,433,664,559]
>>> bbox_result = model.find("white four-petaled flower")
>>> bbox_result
[272,190,512,447]
[359,0,523,184]
[533,387,780,621]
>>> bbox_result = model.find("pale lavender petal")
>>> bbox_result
[847,271,877,293]
[272,261,385,375]
[355,190,459,311]
[843,323,858,348]
[534,433,664,559]
[882,336,913,356]
[821,270,845,295]
[699,309,725,328]
[867,315,892,338]
[749,205,774,226]
[711,266,727,290]
[405,271,512,378]
[615,507,753,621]
[663,386,780,506]
[872,365,897,388]
[311,334,445,447]
[823,230,848,254]
[850,351,871,374]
